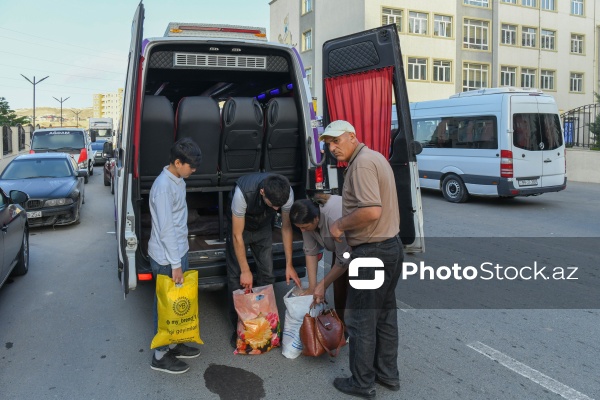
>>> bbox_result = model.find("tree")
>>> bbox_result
[0,97,30,126]
[588,92,600,149]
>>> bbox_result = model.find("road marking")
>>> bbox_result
[467,341,594,400]
[396,300,414,312]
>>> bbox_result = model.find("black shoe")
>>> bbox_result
[375,376,400,391]
[230,331,238,349]
[333,377,376,399]
[169,343,200,359]
[151,352,189,374]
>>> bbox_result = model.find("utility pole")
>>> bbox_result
[20,74,49,130]
[72,109,82,127]
[53,96,70,127]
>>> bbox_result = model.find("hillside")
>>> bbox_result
[14,107,94,129]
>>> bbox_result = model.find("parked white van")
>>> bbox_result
[405,87,567,202]
[111,4,424,295]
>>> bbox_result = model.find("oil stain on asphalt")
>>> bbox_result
[204,363,265,400]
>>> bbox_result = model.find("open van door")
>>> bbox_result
[322,25,424,253]
[116,2,144,297]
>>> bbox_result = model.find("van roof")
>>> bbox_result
[450,87,543,99]
[164,23,267,41]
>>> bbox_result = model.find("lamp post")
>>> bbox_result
[72,109,82,127]
[20,74,49,129]
[53,96,70,127]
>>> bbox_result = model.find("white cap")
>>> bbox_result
[319,120,356,141]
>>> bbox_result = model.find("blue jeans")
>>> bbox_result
[345,236,403,389]
[150,254,189,352]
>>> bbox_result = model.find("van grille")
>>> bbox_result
[174,53,266,69]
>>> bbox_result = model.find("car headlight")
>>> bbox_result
[44,198,74,207]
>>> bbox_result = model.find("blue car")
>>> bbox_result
[0,153,87,227]
[0,186,29,289]
[92,139,109,165]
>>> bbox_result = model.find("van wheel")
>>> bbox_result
[442,174,468,203]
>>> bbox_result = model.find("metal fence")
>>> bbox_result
[561,103,600,148]
[18,124,26,151]
[2,125,12,155]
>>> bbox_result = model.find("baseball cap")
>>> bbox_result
[319,120,356,141]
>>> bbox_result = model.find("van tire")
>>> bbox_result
[442,174,468,203]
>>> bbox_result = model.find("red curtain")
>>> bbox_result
[324,66,394,163]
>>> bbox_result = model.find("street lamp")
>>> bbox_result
[53,96,70,127]
[20,74,49,129]
[72,109,82,128]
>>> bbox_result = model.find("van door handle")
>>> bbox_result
[544,158,552,163]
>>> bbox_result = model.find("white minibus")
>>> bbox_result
[400,88,567,202]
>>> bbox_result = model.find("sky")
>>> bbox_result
[0,0,271,110]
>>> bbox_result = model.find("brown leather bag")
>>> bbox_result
[300,306,345,357]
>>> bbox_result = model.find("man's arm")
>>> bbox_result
[329,206,382,241]
[232,215,253,289]
[281,211,301,287]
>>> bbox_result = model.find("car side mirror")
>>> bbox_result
[102,141,113,158]
[9,190,29,205]
[410,140,423,156]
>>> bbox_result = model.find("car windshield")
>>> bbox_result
[31,131,85,150]
[90,128,112,138]
[1,159,72,179]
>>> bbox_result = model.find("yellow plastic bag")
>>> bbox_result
[150,270,204,349]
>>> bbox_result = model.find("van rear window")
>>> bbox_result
[32,131,85,150]
[413,116,497,149]
[513,113,563,151]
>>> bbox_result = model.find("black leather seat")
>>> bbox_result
[176,96,221,187]
[219,97,264,186]
[263,97,301,184]
[139,96,175,190]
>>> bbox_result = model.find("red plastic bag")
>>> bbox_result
[232,284,280,355]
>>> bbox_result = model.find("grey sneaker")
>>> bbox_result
[169,344,200,359]
[151,352,189,374]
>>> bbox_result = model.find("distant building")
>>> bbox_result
[92,88,123,128]
[270,0,599,115]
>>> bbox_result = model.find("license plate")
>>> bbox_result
[518,179,538,186]
[27,211,42,219]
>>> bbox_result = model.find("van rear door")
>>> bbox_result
[117,2,144,296]
[321,25,424,253]
[537,97,566,187]
[510,95,544,189]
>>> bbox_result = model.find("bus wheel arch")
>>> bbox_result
[441,174,469,203]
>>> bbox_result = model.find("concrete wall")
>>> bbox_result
[566,148,600,184]
[0,125,33,173]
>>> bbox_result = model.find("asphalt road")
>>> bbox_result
[0,173,598,400]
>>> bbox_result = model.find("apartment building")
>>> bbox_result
[92,88,123,128]
[269,0,599,115]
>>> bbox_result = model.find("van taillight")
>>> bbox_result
[29,150,35,154]
[500,150,513,178]
[78,148,87,164]
[315,166,323,183]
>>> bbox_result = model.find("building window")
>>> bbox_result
[463,19,489,50]
[521,68,536,88]
[541,29,555,50]
[570,72,583,92]
[541,0,555,10]
[571,34,584,53]
[500,66,517,86]
[463,63,488,91]
[302,30,312,51]
[501,24,517,45]
[433,60,452,82]
[305,68,312,89]
[302,0,313,14]
[502,0,517,3]
[382,8,402,32]
[408,58,427,80]
[409,11,428,35]
[571,0,584,16]
[464,0,489,6]
[522,27,537,47]
[434,15,452,38]
[540,70,555,90]
[522,0,537,7]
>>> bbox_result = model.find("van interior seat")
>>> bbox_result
[219,97,264,186]
[175,96,221,187]
[139,95,175,189]
[263,97,302,184]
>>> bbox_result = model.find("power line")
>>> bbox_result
[0,76,121,92]
[0,50,123,75]
[0,63,122,82]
